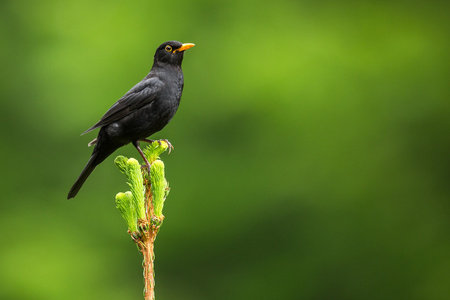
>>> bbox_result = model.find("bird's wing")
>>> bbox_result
[82,77,164,135]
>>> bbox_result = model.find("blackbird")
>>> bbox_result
[67,41,195,199]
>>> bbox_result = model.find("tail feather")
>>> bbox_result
[67,154,99,199]
[68,132,122,199]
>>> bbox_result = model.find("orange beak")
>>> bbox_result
[174,43,195,53]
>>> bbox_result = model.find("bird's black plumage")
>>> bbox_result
[67,41,194,199]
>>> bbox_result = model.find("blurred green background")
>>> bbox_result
[1,0,449,299]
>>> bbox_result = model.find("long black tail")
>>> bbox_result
[67,152,100,199]
[67,136,120,199]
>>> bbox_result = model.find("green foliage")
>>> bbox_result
[114,155,128,174]
[144,141,171,220]
[150,160,169,218]
[114,156,145,221]
[115,191,138,233]
[143,141,169,163]
[114,142,170,234]
[125,158,145,221]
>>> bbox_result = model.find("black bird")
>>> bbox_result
[67,41,195,199]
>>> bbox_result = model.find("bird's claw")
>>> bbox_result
[139,138,173,153]
[139,139,175,154]
[159,139,174,153]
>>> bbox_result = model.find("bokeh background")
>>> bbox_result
[1,0,449,299]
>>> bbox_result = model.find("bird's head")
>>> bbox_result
[153,41,195,66]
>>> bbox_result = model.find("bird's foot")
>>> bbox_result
[139,138,174,153]
[160,139,174,153]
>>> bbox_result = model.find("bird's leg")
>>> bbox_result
[139,138,155,144]
[140,138,174,153]
[133,141,151,172]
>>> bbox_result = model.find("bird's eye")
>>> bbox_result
[165,45,172,52]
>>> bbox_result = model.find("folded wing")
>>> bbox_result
[82,77,164,135]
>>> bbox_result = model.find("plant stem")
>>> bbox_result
[141,169,157,300]
[141,232,155,300]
